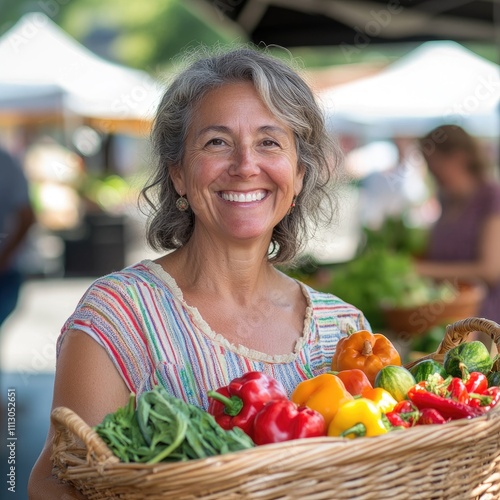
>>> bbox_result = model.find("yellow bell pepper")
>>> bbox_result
[361,387,397,414]
[291,373,353,426]
[328,398,388,439]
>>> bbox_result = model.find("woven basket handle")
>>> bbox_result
[436,317,500,368]
[51,406,118,463]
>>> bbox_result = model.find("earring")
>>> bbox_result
[176,195,189,212]
[287,196,297,216]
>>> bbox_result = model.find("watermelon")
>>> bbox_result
[409,359,447,383]
[374,365,416,402]
[487,371,500,387]
[443,341,493,377]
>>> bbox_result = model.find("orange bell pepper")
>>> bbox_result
[330,369,373,396]
[331,330,401,385]
[291,373,353,426]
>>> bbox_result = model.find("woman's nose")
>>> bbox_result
[228,146,260,177]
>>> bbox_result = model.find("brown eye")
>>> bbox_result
[206,138,225,146]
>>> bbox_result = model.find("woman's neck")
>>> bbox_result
[157,233,278,303]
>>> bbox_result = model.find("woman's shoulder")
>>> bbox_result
[77,260,173,303]
[301,282,355,306]
[90,260,167,287]
[301,282,371,330]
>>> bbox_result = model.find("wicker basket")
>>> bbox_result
[51,317,500,500]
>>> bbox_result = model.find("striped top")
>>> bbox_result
[58,260,370,409]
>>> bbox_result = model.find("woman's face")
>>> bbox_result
[426,149,475,195]
[171,81,304,244]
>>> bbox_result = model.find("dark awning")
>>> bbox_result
[204,0,498,47]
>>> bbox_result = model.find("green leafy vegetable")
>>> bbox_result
[94,385,255,463]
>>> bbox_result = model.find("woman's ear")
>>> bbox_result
[294,163,305,195]
[170,164,185,195]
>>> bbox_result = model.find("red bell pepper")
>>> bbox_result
[252,399,326,445]
[207,371,288,439]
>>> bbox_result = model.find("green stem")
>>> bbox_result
[207,391,244,416]
[146,414,188,464]
[459,362,470,381]
[469,392,493,405]
[340,422,367,438]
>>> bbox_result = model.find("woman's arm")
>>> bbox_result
[28,330,130,499]
[416,214,500,287]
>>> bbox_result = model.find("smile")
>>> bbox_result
[219,190,267,202]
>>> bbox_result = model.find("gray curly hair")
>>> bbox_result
[141,45,342,265]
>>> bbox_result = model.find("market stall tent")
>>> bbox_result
[0,13,162,134]
[319,41,500,139]
[205,0,496,47]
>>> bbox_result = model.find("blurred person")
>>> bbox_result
[0,146,36,328]
[416,125,500,326]
[28,47,370,498]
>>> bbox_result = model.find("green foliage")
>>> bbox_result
[61,0,240,69]
[323,247,416,330]
[1,0,240,70]
[289,218,450,332]
[94,386,254,463]
[409,325,446,355]
[364,216,428,256]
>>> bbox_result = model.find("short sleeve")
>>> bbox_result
[57,275,155,394]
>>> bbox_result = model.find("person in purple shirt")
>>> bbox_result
[416,125,500,329]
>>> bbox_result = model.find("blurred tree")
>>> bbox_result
[0,0,242,70]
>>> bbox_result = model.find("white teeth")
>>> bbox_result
[221,191,265,202]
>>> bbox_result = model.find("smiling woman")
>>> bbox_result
[144,47,340,263]
[28,46,371,499]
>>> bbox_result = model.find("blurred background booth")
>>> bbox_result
[0,13,163,277]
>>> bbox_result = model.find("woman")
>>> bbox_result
[28,47,369,498]
[417,125,500,325]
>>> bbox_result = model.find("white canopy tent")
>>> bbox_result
[0,82,64,111]
[319,41,500,139]
[0,13,162,133]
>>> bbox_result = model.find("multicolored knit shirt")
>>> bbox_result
[58,260,370,409]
